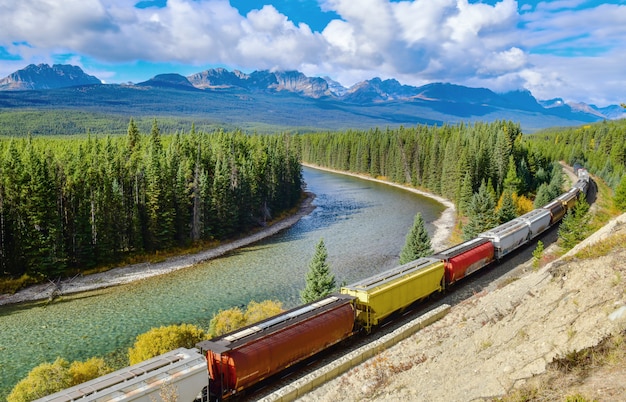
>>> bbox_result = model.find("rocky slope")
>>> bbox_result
[299,214,626,401]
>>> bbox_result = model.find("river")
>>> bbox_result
[0,166,444,398]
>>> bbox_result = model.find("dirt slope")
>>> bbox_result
[299,214,626,402]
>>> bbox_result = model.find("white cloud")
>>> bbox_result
[0,0,624,105]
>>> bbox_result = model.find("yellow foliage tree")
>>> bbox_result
[209,300,284,338]
[208,306,246,338]
[128,324,207,365]
[244,300,283,325]
[8,358,72,402]
[69,357,111,386]
[513,193,534,215]
[8,357,112,402]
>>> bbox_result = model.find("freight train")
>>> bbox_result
[37,169,591,402]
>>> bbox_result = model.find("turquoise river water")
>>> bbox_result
[0,166,444,397]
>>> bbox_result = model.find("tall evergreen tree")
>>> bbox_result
[458,172,474,216]
[497,189,518,224]
[503,156,521,194]
[463,180,498,240]
[614,174,626,211]
[300,238,336,304]
[399,212,433,264]
[126,118,140,151]
[558,194,591,250]
[533,183,553,208]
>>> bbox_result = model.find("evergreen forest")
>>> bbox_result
[0,121,302,280]
[523,120,626,189]
[2,117,626,287]
[299,121,555,217]
[298,119,626,239]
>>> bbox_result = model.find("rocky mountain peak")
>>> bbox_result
[0,63,101,90]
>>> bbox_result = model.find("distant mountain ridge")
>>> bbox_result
[0,63,624,131]
[0,64,101,90]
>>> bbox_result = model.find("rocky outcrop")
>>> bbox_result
[0,64,101,90]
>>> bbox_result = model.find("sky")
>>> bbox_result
[0,0,625,106]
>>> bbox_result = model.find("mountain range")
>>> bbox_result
[0,63,623,133]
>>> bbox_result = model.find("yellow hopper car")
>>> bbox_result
[341,257,445,331]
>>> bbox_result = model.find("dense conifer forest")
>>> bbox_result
[0,120,302,280]
[524,120,626,189]
[299,121,555,228]
[2,117,625,287]
[298,119,626,241]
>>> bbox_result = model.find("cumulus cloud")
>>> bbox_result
[0,0,624,104]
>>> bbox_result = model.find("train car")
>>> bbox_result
[517,208,552,239]
[543,199,566,224]
[432,238,495,285]
[479,219,530,260]
[557,187,580,210]
[340,257,444,331]
[573,180,588,196]
[573,177,589,196]
[35,348,207,402]
[196,295,355,400]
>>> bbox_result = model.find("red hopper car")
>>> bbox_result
[434,237,495,285]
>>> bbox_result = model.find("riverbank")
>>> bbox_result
[0,168,456,307]
[0,194,317,307]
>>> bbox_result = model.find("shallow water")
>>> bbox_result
[0,167,444,397]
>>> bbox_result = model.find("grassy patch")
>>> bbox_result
[494,330,626,402]
[0,274,43,295]
[571,232,626,260]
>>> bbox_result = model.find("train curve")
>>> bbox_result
[36,168,591,402]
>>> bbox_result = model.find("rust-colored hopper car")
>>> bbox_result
[197,294,355,399]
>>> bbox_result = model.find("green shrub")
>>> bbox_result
[0,274,42,294]
[532,240,544,269]
[128,324,206,365]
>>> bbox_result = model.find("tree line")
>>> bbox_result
[299,121,561,236]
[0,121,302,280]
[524,119,626,211]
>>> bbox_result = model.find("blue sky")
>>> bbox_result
[0,0,625,106]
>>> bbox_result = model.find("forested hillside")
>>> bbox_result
[300,121,553,221]
[524,120,626,189]
[299,119,626,240]
[0,121,302,280]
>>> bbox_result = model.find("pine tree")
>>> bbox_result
[503,156,521,194]
[126,118,140,151]
[458,172,474,215]
[533,183,553,208]
[558,194,591,250]
[463,180,498,240]
[301,238,336,304]
[497,189,518,224]
[399,212,433,264]
[614,174,626,211]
